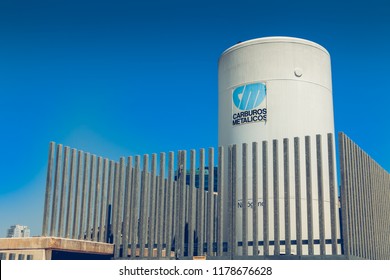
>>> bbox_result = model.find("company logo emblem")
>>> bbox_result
[232,82,267,126]
[233,83,266,110]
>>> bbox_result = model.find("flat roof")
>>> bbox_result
[0,237,114,255]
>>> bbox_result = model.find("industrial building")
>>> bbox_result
[1,37,389,260]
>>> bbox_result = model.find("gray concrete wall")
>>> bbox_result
[339,132,390,260]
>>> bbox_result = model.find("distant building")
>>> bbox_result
[176,167,218,192]
[7,225,30,238]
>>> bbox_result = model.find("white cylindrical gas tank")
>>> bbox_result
[218,37,339,255]
[219,37,334,144]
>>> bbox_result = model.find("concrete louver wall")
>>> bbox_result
[42,133,347,259]
[339,132,390,260]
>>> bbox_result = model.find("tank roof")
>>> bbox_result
[221,36,329,57]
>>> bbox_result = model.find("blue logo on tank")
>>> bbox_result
[232,83,266,110]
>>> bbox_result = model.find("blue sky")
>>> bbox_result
[0,0,389,237]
